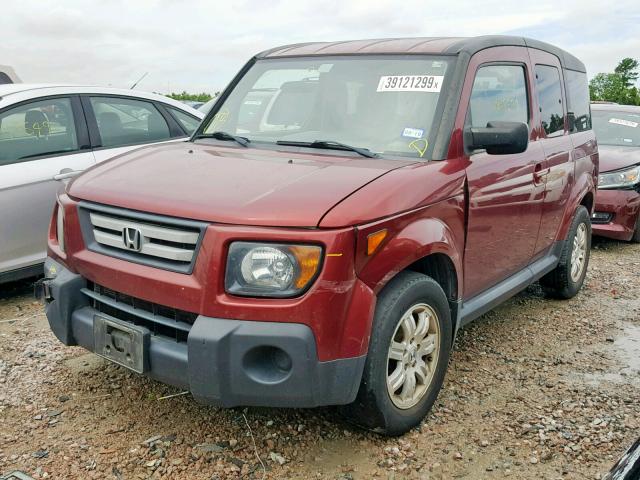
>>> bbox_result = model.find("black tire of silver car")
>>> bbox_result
[341,271,452,436]
[540,205,591,299]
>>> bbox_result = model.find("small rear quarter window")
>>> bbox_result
[534,65,565,137]
[168,107,201,135]
[565,70,591,133]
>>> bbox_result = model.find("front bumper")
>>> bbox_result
[43,258,365,408]
[592,188,640,241]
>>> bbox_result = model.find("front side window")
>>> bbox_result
[592,109,640,147]
[468,64,529,128]
[565,70,591,133]
[0,97,78,165]
[200,56,453,158]
[168,107,200,134]
[535,65,565,137]
[90,97,170,148]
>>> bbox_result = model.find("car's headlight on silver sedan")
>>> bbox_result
[225,242,323,298]
[56,202,65,253]
[598,165,640,189]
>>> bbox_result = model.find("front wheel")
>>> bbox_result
[340,271,452,436]
[540,205,591,299]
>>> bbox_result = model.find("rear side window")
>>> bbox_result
[0,97,78,165]
[565,70,591,133]
[468,65,529,128]
[168,107,200,134]
[535,65,565,137]
[90,97,171,148]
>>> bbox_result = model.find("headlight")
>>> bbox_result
[598,165,640,189]
[56,202,65,252]
[225,242,323,297]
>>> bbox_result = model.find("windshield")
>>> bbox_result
[592,109,640,147]
[199,56,452,158]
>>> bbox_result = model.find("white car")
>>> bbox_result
[0,84,204,283]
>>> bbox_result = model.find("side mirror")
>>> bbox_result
[465,121,529,155]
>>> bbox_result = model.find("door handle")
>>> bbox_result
[533,164,550,184]
[53,169,83,181]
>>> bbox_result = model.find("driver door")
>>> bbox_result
[458,47,546,299]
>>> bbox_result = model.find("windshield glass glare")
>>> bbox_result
[592,109,640,147]
[201,56,452,158]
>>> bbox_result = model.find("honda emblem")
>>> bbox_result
[123,227,142,252]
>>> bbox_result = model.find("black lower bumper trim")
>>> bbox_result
[43,257,365,408]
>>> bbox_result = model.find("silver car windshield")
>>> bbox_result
[201,56,452,158]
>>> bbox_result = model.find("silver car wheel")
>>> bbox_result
[387,303,440,410]
[570,222,587,282]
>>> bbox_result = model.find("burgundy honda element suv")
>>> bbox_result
[42,36,598,435]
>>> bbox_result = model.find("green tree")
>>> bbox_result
[614,58,639,87]
[167,91,219,102]
[589,58,640,105]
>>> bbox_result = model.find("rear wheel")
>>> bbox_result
[540,206,591,299]
[341,271,452,436]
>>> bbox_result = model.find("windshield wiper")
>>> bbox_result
[276,140,379,158]
[193,131,250,147]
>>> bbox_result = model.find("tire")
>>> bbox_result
[631,213,640,243]
[540,205,591,299]
[340,271,452,436]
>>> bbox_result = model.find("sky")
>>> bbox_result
[2,0,639,95]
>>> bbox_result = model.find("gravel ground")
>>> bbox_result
[0,238,638,480]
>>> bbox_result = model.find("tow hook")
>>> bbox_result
[34,279,53,302]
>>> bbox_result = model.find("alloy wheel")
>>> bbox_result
[386,303,440,409]
[570,222,588,282]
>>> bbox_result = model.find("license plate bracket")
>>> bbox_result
[94,315,149,373]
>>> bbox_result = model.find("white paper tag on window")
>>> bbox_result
[609,118,638,128]
[402,127,424,139]
[377,75,443,92]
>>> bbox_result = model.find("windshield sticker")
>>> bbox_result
[209,108,230,130]
[377,75,443,93]
[624,138,633,143]
[409,138,428,158]
[609,118,638,128]
[402,127,424,139]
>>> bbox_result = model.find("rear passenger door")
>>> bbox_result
[82,96,185,163]
[459,47,546,298]
[0,96,94,274]
[527,49,575,256]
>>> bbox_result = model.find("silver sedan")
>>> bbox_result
[0,84,204,283]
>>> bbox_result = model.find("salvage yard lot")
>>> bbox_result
[0,239,638,480]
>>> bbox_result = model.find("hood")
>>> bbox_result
[69,142,415,227]
[598,144,640,172]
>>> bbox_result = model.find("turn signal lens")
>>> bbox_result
[367,229,388,255]
[290,246,322,289]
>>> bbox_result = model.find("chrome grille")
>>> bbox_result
[90,212,199,262]
[78,202,207,274]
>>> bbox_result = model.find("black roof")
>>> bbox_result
[257,35,586,73]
